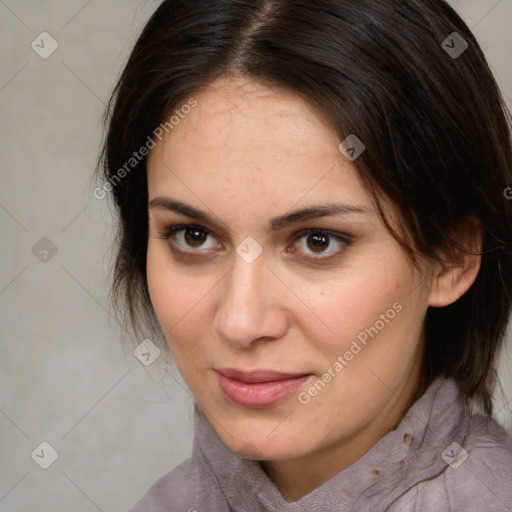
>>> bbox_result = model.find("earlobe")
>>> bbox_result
[428,215,483,308]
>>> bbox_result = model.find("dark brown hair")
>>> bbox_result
[98,0,512,414]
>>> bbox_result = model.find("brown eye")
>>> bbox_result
[293,230,350,259]
[306,233,330,253]
[167,225,221,252]
[184,228,208,247]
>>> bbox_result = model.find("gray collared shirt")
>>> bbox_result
[130,378,512,511]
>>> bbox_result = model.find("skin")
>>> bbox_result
[146,76,481,501]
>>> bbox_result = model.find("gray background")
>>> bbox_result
[0,1,511,511]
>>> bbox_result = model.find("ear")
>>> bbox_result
[428,215,483,307]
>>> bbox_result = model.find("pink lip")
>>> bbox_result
[216,368,311,409]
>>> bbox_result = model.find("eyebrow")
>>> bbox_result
[149,197,369,232]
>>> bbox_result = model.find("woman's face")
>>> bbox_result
[146,77,434,464]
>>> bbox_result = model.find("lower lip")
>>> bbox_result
[217,373,310,409]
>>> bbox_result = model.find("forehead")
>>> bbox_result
[152,77,341,159]
[146,76,374,220]
[179,77,330,131]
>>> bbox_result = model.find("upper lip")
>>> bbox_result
[216,368,310,383]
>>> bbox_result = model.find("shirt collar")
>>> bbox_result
[192,377,470,511]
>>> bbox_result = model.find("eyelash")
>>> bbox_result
[156,223,352,261]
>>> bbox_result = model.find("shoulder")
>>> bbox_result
[443,413,511,509]
[465,412,512,468]
[127,458,199,512]
[392,414,512,511]
[127,454,230,512]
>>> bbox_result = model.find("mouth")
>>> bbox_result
[215,368,312,409]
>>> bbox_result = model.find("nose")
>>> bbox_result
[212,256,289,349]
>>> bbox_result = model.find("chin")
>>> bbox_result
[219,421,309,461]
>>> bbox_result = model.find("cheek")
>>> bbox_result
[300,254,427,381]
[146,242,218,358]
[298,286,426,439]
[146,244,188,336]
[294,259,407,350]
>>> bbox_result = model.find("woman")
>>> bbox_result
[98,0,512,510]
